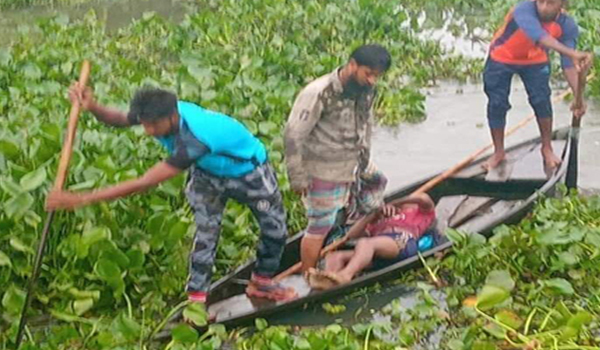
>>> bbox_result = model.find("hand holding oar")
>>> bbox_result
[566,58,593,188]
[15,60,91,349]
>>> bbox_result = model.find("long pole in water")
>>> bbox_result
[15,60,91,349]
[274,77,592,282]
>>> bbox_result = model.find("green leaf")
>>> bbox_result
[73,298,94,316]
[182,302,208,327]
[0,250,12,267]
[558,251,579,265]
[0,48,11,66]
[4,192,34,219]
[485,270,515,292]
[2,285,26,315]
[165,221,188,248]
[483,322,506,339]
[258,121,278,135]
[446,229,465,244]
[100,242,130,269]
[566,311,593,331]
[114,314,141,341]
[541,278,575,295]
[476,285,509,310]
[10,237,33,254]
[0,140,20,159]
[126,249,145,269]
[95,258,124,296]
[19,167,47,192]
[495,310,523,329]
[0,178,22,197]
[81,226,110,247]
[171,324,199,343]
[255,318,268,331]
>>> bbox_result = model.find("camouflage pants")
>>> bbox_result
[184,162,288,293]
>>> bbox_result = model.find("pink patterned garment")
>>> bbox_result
[366,207,436,239]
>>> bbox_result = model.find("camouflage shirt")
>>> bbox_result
[284,68,376,189]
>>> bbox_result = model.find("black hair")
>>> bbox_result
[129,87,178,122]
[350,44,392,72]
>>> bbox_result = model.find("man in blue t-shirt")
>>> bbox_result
[47,84,297,304]
[483,0,593,170]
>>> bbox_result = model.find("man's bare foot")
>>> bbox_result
[483,152,506,171]
[542,147,561,169]
[306,268,351,290]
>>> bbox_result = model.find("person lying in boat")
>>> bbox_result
[307,193,436,289]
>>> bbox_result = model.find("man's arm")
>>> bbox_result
[46,162,182,210]
[69,83,135,127]
[87,102,134,127]
[345,212,378,239]
[284,89,323,194]
[513,3,589,71]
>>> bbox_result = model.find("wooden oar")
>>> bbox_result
[273,80,586,283]
[15,60,91,349]
[565,67,592,189]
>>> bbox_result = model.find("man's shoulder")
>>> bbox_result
[557,11,578,32]
[297,73,336,101]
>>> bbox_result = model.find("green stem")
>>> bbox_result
[524,307,538,336]
[145,300,190,345]
[363,325,373,350]
[124,292,133,319]
[418,251,439,285]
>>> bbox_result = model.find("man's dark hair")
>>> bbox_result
[129,87,178,122]
[350,44,392,72]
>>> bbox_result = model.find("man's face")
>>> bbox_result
[141,114,177,137]
[350,60,383,88]
[536,0,562,22]
[345,60,383,95]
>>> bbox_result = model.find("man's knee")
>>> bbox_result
[355,238,374,251]
[530,100,553,119]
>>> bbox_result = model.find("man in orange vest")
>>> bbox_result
[483,0,593,170]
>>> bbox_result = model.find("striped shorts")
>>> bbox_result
[304,163,387,236]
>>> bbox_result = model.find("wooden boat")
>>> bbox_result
[173,127,574,330]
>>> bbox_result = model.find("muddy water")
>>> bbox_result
[372,82,600,191]
[0,0,188,45]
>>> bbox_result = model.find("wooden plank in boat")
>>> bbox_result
[509,140,567,180]
[454,143,537,179]
[457,200,522,233]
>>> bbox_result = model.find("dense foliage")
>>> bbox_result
[1,0,599,349]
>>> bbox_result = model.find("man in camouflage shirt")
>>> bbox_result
[284,44,392,272]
